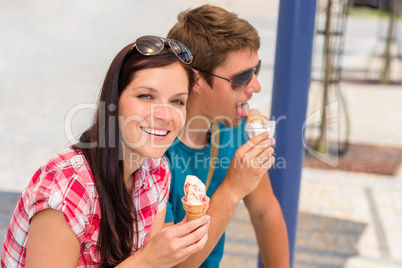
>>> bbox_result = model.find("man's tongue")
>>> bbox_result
[236,103,250,118]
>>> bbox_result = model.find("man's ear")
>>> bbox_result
[192,69,201,93]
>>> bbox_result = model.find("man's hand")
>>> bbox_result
[224,131,275,202]
[222,109,275,202]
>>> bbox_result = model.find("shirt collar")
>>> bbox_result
[133,158,162,191]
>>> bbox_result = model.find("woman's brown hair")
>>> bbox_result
[75,43,194,267]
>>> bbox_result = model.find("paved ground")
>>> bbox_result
[1,0,402,267]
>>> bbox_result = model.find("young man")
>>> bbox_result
[164,5,289,267]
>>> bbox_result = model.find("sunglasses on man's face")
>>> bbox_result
[196,60,261,90]
[131,35,193,64]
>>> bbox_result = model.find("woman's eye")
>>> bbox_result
[138,94,153,100]
[172,99,185,106]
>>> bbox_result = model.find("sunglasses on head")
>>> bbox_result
[130,35,193,64]
[196,60,261,90]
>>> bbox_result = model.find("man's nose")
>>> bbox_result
[244,75,262,94]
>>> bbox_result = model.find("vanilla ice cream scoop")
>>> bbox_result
[183,175,207,205]
[245,114,276,139]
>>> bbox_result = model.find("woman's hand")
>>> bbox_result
[123,215,210,268]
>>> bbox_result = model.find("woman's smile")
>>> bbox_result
[140,126,171,140]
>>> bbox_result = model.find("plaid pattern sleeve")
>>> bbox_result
[1,148,100,267]
[1,149,171,267]
[132,156,171,249]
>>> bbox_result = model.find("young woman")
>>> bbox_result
[1,36,210,268]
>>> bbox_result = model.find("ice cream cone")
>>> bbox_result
[181,196,210,221]
[246,114,269,124]
[245,115,275,139]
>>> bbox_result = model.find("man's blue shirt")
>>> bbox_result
[164,119,248,267]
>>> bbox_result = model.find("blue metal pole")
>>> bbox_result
[258,0,317,267]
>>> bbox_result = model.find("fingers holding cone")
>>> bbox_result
[182,196,210,221]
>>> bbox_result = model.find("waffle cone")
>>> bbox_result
[181,196,210,221]
[246,114,268,124]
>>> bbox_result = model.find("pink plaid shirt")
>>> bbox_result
[1,147,170,267]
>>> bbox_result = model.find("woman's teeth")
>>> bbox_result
[141,127,168,136]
